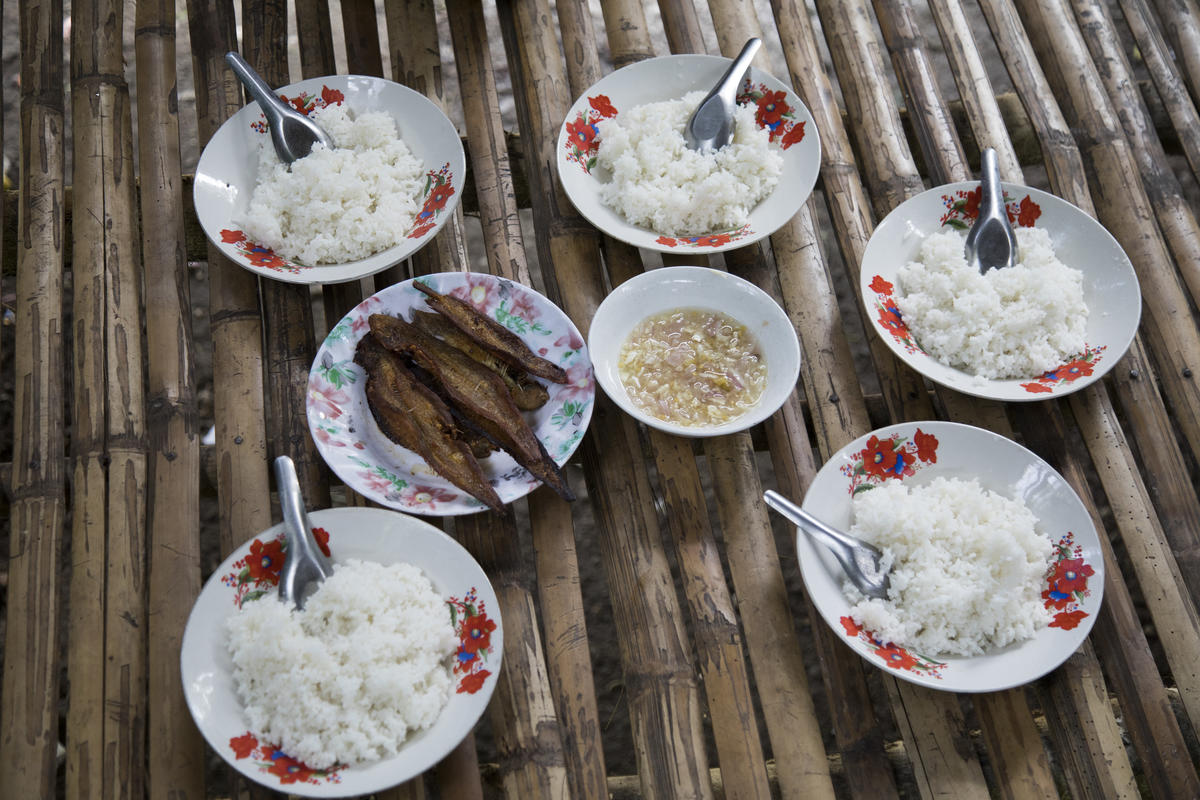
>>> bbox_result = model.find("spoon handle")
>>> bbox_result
[225,52,286,124]
[763,490,861,560]
[275,456,334,608]
[979,147,1004,219]
[713,37,762,103]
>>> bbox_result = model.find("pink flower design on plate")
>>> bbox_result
[449,277,499,312]
[402,485,459,507]
[559,363,595,400]
[309,386,350,420]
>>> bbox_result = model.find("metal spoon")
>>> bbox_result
[226,52,334,164]
[964,147,1019,274]
[763,489,890,600]
[274,456,335,609]
[683,37,762,153]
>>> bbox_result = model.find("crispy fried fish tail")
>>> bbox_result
[355,333,505,513]
[411,310,550,411]
[414,281,569,384]
[370,313,575,502]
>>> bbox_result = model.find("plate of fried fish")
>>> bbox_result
[307,273,595,515]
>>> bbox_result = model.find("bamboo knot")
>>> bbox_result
[1184,368,1194,379]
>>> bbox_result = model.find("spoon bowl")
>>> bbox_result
[226,52,334,164]
[682,38,762,153]
[274,456,334,608]
[964,147,1019,273]
[764,489,890,599]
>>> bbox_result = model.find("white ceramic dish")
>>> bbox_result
[194,74,465,285]
[180,507,501,796]
[861,182,1140,401]
[308,272,594,514]
[797,421,1102,692]
[556,54,820,254]
[588,266,800,437]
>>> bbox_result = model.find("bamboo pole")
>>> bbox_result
[241,0,332,508]
[66,1,149,797]
[1148,0,1200,110]
[341,0,384,76]
[657,0,709,54]
[0,0,67,794]
[1013,0,1200,471]
[498,2,713,796]
[455,511,570,799]
[187,0,272,558]
[1072,0,1200,318]
[384,0,470,278]
[135,0,206,795]
[1118,0,1200,179]
[294,0,336,80]
[601,0,656,67]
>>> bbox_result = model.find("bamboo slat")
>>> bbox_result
[499,1,712,797]
[135,0,206,795]
[455,511,570,798]
[601,0,656,67]
[1072,0,1200,314]
[1119,0,1200,178]
[187,0,273,558]
[241,1,331,508]
[67,2,149,797]
[658,0,708,55]
[1015,0,1200,469]
[1149,0,1200,109]
[341,0,385,76]
[648,428,773,800]
[294,0,336,80]
[0,0,67,794]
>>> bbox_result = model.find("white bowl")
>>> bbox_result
[308,272,594,514]
[588,266,800,437]
[555,54,821,254]
[180,507,502,796]
[861,182,1140,400]
[194,75,466,284]
[797,421,1103,692]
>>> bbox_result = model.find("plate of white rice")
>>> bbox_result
[556,54,820,254]
[180,507,501,795]
[794,421,1103,693]
[194,74,465,284]
[860,181,1140,401]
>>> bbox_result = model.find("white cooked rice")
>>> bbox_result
[595,91,782,236]
[895,227,1088,379]
[846,477,1054,657]
[238,102,426,264]
[226,559,456,769]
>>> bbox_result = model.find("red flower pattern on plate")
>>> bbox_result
[867,274,923,355]
[841,428,938,495]
[736,83,807,149]
[939,188,1042,230]
[448,589,496,694]
[1042,532,1094,630]
[220,527,331,608]
[564,94,619,173]
[1019,346,1107,395]
[227,731,342,787]
[839,616,947,679]
[408,163,457,240]
[655,225,752,248]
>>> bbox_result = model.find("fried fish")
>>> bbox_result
[369,313,575,502]
[411,310,550,411]
[414,281,569,384]
[354,333,505,513]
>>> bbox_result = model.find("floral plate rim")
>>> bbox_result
[307,272,594,515]
[796,420,1104,693]
[179,506,502,796]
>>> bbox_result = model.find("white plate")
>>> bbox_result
[555,54,820,254]
[798,421,1103,692]
[588,266,800,437]
[194,75,465,284]
[308,272,594,514]
[861,182,1140,400]
[180,507,502,796]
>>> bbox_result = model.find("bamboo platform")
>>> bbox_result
[2,0,1200,797]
